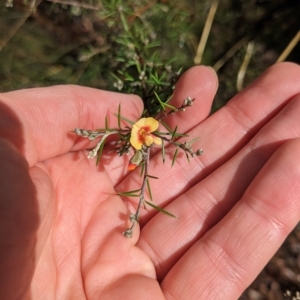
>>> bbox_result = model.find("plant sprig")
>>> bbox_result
[74,96,203,237]
[73,2,203,237]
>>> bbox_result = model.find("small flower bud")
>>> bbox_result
[139,71,147,81]
[82,130,90,137]
[122,228,133,238]
[129,214,137,223]
[74,128,81,136]
[113,80,124,91]
[183,97,194,107]
[87,149,97,159]
[196,149,203,156]
[128,150,143,170]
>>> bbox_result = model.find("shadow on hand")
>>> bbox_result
[0,100,39,299]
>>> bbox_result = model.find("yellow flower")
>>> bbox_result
[130,117,162,150]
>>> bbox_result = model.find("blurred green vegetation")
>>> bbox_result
[0,1,300,298]
[0,0,299,111]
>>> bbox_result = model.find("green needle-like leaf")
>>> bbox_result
[160,120,172,133]
[162,102,177,110]
[147,174,159,179]
[145,41,161,49]
[155,131,188,138]
[161,139,165,163]
[118,189,141,197]
[96,138,106,166]
[146,178,153,201]
[149,73,161,85]
[171,125,178,140]
[110,72,122,82]
[154,91,166,111]
[119,11,129,33]
[154,91,176,110]
[145,201,176,218]
[172,147,179,167]
[114,113,135,125]
[188,137,200,144]
[117,104,121,129]
[165,94,174,104]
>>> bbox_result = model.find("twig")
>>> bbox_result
[236,41,255,92]
[212,34,251,72]
[157,134,202,159]
[276,30,300,63]
[194,0,219,65]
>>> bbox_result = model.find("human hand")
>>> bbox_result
[0,62,300,299]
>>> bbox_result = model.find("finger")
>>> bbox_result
[116,62,300,218]
[161,138,300,299]
[163,65,218,132]
[139,94,300,279]
[0,86,143,166]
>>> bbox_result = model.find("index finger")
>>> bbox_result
[0,85,143,166]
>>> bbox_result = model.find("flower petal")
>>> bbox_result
[152,135,162,145]
[134,118,147,129]
[144,135,154,146]
[130,134,142,150]
[144,117,159,132]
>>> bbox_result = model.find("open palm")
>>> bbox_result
[1,63,300,300]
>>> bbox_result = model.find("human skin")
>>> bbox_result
[0,62,300,299]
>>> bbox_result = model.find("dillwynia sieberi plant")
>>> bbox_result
[73,3,203,237]
[74,96,203,237]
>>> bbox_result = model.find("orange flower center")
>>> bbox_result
[138,126,151,143]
